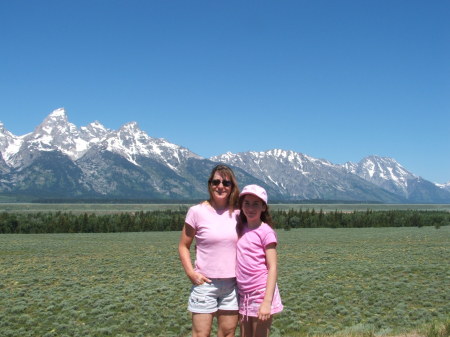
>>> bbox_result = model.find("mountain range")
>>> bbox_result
[1,108,449,203]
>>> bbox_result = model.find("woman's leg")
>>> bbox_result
[192,313,214,337]
[216,310,239,337]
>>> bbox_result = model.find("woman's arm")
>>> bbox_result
[178,223,211,285]
[258,243,278,321]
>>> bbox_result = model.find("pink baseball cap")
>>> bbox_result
[239,184,268,204]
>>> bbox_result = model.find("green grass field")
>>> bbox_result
[1,227,449,337]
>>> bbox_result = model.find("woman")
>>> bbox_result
[178,164,240,337]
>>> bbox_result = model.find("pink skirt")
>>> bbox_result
[239,284,283,317]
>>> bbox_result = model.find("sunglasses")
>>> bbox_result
[210,179,233,187]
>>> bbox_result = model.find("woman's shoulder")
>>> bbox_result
[189,202,239,217]
[188,201,209,212]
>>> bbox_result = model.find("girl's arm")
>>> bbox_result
[178,223,211,285]
[258,242,278,321]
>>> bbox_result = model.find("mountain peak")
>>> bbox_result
[49,107,66,117]
[360,155,415,179]
[43,108,68,124]
[120,121,141,132]
[0,122,15,139]
[343,155,419,198]
[82,121,108,132]
[365,155,400,165]
[35,107,72,135]
[90,120,104,128]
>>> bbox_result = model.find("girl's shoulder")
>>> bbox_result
[245,222,275,237]
[259,222,275,233]
[259,222,278,245]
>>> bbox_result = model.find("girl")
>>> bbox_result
[236,184,283,337]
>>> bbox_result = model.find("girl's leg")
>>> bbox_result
[252,316,272,337]
[216,310,239,337]
[240,316,272,337]
[192,313,214,337]
[239,316,253,337]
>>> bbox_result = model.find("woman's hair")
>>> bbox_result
[237,195,274,237]
[207,164,240,211]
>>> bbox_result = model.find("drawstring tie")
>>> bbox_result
[241,289,264,322]
[240,292,250,322]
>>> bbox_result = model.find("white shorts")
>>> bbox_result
[188,278,239,314]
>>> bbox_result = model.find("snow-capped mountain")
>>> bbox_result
[0,108,449,202]
[212,150,404,202]
[343,156,450,203]
[343,156,416,197]
[0,108,263,200]
[3,108,201,169]
[5,108,92,168]
[101,121,201,171]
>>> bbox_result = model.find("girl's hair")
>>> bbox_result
[207,164,240,211]
[237,195,274,237]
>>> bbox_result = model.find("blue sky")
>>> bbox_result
[1,1,449,183]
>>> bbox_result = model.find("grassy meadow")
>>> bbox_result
[0,227,449,337]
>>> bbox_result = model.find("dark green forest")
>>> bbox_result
[0,209,449,234]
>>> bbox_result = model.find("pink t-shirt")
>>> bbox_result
[236,222,278,294]
[185,202,239,278]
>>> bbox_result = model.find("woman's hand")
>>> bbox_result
[188,272,211,285]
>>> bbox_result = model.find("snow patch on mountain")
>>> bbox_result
[436,181,450,192]
[0,122,27,163]
[80,121,110,142]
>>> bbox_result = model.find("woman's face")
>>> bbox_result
[210,172,232,204]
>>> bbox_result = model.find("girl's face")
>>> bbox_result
[242,194,266,224]
[210,172,232,204]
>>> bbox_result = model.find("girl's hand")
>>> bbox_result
[257,301,272,321]
[188,272,211,285]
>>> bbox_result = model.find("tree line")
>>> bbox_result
[0,208,449,234]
